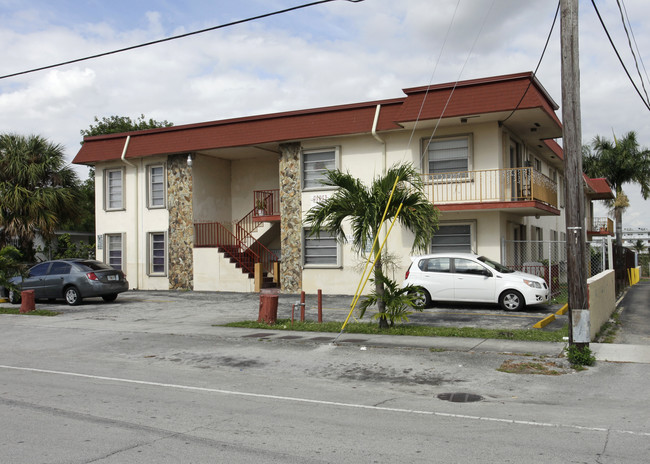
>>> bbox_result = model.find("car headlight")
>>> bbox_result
[523,279,542,289]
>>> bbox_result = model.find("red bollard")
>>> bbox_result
[258,292,278,324]
[300,291,306,322]
[317,289,323,323]
[20,290,35,313]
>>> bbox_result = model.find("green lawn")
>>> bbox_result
[0,307,60,316]
[223,319,568,342]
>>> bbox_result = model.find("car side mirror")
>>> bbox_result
[483,269,492,277]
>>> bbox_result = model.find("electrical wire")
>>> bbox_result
[616,0,650,106]
[501,1,560,125]
[590,0,650,111]
[0,0,361,81]
[620,0,650,91]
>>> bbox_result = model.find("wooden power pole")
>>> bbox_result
[561,0,589,345]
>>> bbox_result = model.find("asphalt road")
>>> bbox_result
[1,294,649,463]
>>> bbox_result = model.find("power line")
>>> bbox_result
[501,1,560,124]
[0,0,362,81]
[616,0,650,105]
[590,0,650,111]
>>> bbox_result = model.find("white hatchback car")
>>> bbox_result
[403,253,549,311]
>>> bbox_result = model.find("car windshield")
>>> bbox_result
[477,256,514,273]
[76,260,114,272]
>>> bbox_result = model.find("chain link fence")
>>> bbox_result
[501,239,609,305]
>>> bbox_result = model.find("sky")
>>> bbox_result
[1,0,649,230]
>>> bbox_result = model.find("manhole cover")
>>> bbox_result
[241,332,273,338]
[437,393,483,403]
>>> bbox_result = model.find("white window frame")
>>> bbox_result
[104,233,125,270]
[431,221,476,254]
[104,167,125,211]
[148,231,167,276]
[303,228,341,268]
[147,164,166,209]
[302,147,340,191]
[423,135,473,179]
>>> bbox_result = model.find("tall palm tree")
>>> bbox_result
[304,163,439,328]
[0,133,80,261]
[583,131,650,246]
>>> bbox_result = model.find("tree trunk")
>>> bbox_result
[374,249,388,329]
[615,202,623,247]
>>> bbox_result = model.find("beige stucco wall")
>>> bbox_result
[193,155,231,223]
[231,155,280,221]
[587,269,616,341]
[95,157,170,290]
[193,248,255,292]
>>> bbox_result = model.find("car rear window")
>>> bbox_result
[48,262,72,275]
[76,261,114,272]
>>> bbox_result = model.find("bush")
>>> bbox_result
[566,344,596,366]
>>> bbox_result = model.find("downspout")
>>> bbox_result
[371,104,386,175]
[120,136,140,289]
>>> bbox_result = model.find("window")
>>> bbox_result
[104,168,124,211]
[149,232,167,275]
[28,262,50,278]
[454,258,488,275]
[431,224,473,253]
[426,136,470,176]
[105,234,124,270]
[533,157,542,172]
[303,148,338,190]
[419,257,451,273]
[148,165,166,208]
[48,262,72,275]
[304,229,339,266]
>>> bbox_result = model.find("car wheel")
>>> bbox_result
[64,286,82,306]
[8,289,21,305]
[410,287,431,309]
[499,290,525,311]
[102,294,118,303]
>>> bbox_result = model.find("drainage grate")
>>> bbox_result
[437,393,483,403]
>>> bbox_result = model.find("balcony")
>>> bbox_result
[253,189,281,221]
[589,217,614,236]
[422,167,559,216]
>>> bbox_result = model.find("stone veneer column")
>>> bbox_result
[279,142,302,293]
[167,154,194,290]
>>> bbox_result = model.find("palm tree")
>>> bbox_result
[304,163,439,328]
[0,133,80,261]
[583,131,650,246]
[631,239,647,255]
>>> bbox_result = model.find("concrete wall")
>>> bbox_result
[193,248,255,292]
[587,269,616,341]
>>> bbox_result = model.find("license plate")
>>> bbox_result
[108,275,118,281]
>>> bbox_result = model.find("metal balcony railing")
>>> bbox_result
[421,167,557,208]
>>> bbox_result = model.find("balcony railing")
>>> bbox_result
[253,189,280,218]
[591,217,614,234]
[421,167,557,208]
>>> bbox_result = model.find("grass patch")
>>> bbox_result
[594,311,621,343]
[497,359,567,375]
[222,319,568,342]
[0,307,60,316]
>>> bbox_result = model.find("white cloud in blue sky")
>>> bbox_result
[1,0,648,228]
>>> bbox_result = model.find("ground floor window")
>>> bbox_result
[303,229,339,267]
[105,233,124,270]
[431,224,473,253]
[148,232,167,276]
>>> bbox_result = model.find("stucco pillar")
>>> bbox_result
[167,154,194,290]
[279,142,302,293]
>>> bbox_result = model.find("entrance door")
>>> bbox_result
[509,141,523,200]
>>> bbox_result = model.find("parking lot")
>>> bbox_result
[6,290,566,332]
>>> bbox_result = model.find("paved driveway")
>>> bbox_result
[12,290,563,331]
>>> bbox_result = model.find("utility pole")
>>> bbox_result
[561,0,589,346]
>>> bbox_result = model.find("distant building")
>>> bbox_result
[623,227,650,252]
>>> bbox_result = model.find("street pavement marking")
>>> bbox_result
[2,364,648,438]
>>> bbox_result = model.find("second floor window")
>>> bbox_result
[303,148,337,190]
[105,168,124,211]
[427,136,470,176]
[148,165,166,208]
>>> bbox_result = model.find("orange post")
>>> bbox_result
[300,291,306,322]
[317,289,323,323]
[20,290,35,313]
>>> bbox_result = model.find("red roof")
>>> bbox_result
[584,175,614,199]
[73,72,562,164]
